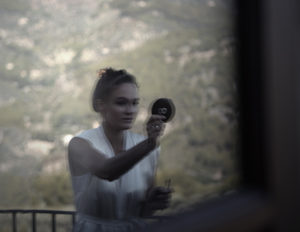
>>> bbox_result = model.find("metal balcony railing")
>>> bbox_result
[0,209,170,232]
[0,209,75,232]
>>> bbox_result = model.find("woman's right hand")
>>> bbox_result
[146,114,166,146]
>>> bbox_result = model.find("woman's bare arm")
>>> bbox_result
[68,115,165,181]
[68,136,156,181]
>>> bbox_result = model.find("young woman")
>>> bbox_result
[68,68,171,232]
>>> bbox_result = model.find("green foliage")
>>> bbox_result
[0,102,25,127]
[0,173,32,208]
[0,0,239,215]
[0,0,30,13]
[32,172,73,207]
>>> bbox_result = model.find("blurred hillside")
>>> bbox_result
[0,0,238,214]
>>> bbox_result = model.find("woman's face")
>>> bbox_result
[101,83,139,131]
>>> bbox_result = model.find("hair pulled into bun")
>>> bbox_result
[92,68,138,112]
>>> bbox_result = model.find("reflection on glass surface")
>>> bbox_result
[0,0,238,221]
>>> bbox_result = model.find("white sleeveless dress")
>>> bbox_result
[70,125,159,232]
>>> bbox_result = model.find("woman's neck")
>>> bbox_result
[102,122,124,154]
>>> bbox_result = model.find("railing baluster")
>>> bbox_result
[52,213,56,232]
[72,213,76,226]
[12,212,17,232]
[32,212,36,232]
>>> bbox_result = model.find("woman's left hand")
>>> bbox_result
[141,186,172,216]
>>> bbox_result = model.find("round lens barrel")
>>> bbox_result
[151,98,175,122]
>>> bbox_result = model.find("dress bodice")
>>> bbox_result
[70,126,159,221]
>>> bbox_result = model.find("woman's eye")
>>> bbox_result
[115,99,139,106]
[116,101,126,106]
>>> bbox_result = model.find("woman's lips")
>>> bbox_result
[122,118,133,122]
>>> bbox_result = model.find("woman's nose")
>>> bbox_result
[125,104,137,114]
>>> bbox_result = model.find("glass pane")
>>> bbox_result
[0,0,238,219]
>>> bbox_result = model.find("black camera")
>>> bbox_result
[151,98,175,122]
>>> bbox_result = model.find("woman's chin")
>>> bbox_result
[111,122,133,131]
[121,124,133,130]
[103,121,133,131]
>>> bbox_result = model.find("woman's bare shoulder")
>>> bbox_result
[68,137,91,175]
[68,136,93,153]
[68,136,107,176]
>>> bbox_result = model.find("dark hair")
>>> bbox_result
[92,68,138,112]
